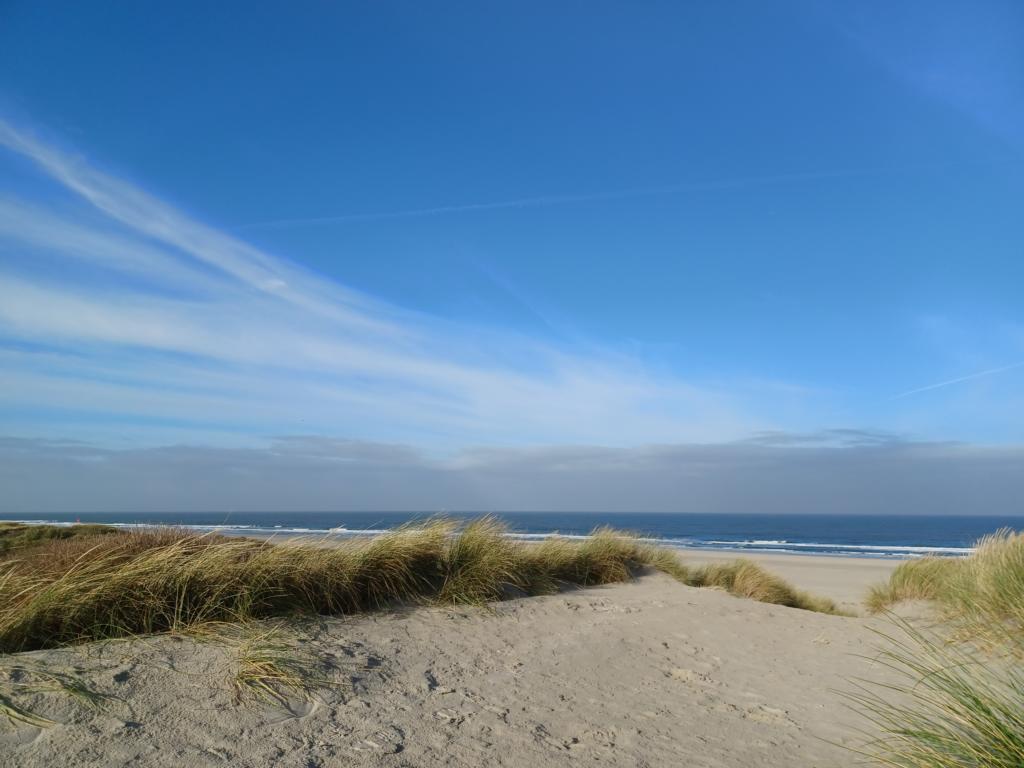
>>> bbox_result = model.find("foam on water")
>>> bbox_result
[4,517,984,558]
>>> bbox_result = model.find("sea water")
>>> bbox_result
[6,511,1023,558]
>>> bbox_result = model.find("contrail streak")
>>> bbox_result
[238,167,910,229]
[891,361,1024,400]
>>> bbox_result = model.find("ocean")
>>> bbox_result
[6,511,1023,558]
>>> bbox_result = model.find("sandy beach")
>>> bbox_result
[1,556,906,768]
[3,6,1019,765]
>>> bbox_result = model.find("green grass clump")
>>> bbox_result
[516,528,680,594]
[688,559,844,614]
[846,621,1024,768]
[865,529,1024,634]
[0,522,118,556]
[854,528,1024,767]
[437,518,523,604]
[0,517,840,653]
[945,529,1024,631]
[865,557,961,613]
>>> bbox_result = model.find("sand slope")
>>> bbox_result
[677,551,898,612]
[0,573,897,767]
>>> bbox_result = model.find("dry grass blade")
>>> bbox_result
[0,691,54,729]
[229,626,331,708]
[0,660,112,730]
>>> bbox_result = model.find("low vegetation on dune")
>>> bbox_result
[689,560,842,614]
[864,557,960,613]
[866,528,1024,631]
[219,623,336,707]
[0,518,841,654]
[0,522,118,555]
[855,529,1024,767]
[847,621,1024,768]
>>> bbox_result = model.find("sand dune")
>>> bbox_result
[676,550,899,611]
[0,567,902,767]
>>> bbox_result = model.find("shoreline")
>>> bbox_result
[1,517,969,560]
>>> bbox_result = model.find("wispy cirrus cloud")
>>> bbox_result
[0,117,796,449]
[236,167,911,230]
[832,2,1024,146]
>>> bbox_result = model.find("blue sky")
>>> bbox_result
[0,2,1023,511]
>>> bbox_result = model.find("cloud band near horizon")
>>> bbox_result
[1,432,1021,515]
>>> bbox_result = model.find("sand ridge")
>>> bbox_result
[0,571,901,767]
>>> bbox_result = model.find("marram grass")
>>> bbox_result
[0,522,117,554]
[866,528,1024,634]
[855,528,1024,767]
[689,559,842,614]
[845,620,1024,768]
[0,518,841,654]
[865,557,961,613]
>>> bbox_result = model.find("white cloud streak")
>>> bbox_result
[0,117,782,449]
[238,167,920,229]
[891,361,1024,400]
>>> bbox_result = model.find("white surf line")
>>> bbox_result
[6,520,976,557]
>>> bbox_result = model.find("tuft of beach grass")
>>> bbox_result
[844,619,1024,768]
[217,624,335,708]
[688,559,845,614]
[865,528,1024,635]
[0,522,118,556]
[0,518,842,654]
[864,557,960,613]
[853,528,1024,767]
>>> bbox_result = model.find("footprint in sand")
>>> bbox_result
[483,704,510,722]
[582,728,618,749]
[744,704,796,727]
[434,707,465,725]
[264,697,319,725]
[667,667,715,686]
[0,723,48,749]
[533,724,578,751]
[350,725,405,754]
